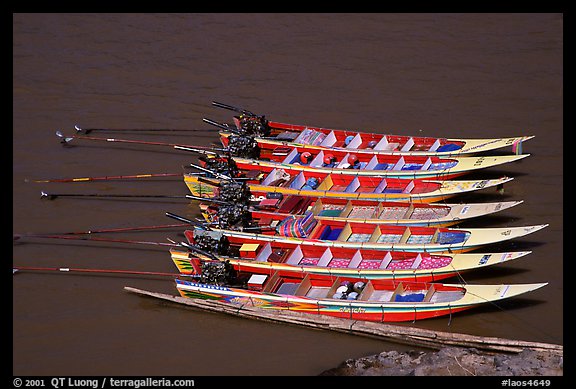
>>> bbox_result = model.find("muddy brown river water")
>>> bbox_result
[13,13,562,376]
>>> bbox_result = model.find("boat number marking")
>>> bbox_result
[473,157,485,166]
[479,254,491,265]
[464,139,502,152]
[474,180,489,189]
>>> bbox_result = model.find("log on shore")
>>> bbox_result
[124,286,563,355]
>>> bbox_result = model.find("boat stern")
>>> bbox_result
[184,174,219,197]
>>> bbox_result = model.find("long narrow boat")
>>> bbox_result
[174,271,547,322]
[184,169,513,203]
[199,195,524,228]
[183,216,547,254]
[210,102,534,157]
[221,127,533,159]
[194,147,529,180]
[170,240,532,282]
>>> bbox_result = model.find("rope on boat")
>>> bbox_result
[349,320,357,333]
[460,286,560,344]
[448,261,469,286]
[236,302,248,316]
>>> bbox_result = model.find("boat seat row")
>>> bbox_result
[261,169,418,194]
[254,243,453,271]
[289,128,463,154]
[281,149,457,172]
[311,200,450,221]
[305,222,470,246]
[267,273,448,303]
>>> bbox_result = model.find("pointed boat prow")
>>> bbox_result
[454,282,548,306]
[496,282,549,299]
[457,135,535,155]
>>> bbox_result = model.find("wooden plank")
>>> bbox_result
[124,287,562,355]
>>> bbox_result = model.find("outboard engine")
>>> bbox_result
[227,135,261,159]
[199,260,236,285]
[238,114,271,137]
[215,203,252,230]
[192,230,230,256]
[201,155,239,179]
[218,180,252,205]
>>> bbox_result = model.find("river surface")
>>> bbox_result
[13,13,563,376]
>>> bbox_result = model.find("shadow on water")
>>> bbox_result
[483,240,549,253]
[450,297,549,321]
[454,266,531,283]
[455,215,524,228]
[450,192,516,204]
